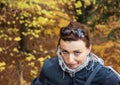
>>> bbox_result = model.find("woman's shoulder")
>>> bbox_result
[42,57,59,70]
[41,57,63,78]
[45,57,58,64]
[97,64,120,84]
[98,64,119,78]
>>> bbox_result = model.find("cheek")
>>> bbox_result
[62,56,68,62]
[76,53,88,63]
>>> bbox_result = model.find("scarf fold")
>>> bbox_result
[57,47,104,77]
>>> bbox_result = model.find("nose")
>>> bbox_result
[68,54,74,63]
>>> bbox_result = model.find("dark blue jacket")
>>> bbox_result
[31,57,120,85]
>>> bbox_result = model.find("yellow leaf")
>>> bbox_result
[8,37,12,41]
[14,37,21,41]
[46,55,51,59]
[0,62,6,71]
[33,50,36,53]
[76,10,82,15]
[13,48,19,53]
[10,53,14,56]
[28,62,35,67]
[12,61,15,64]
[0,62,6,67]
[8,65,14,68]
[40,62,44,67]
[44,50,48,54]
[92,0,96,4]
[7,21,11,25]
[39,45,43,51]
[34,34,39,38]
[84,0,91,6]
[38,57,46,62]
[12,21,16,24]
[0,67,6,72]
[38,17,48,25]
[31,70,37,75]
[75,1,82,8]
[25,54,36,61]
[30,70,38,77]
[0,48,3,52]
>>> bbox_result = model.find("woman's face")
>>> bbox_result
[60,39,91,69]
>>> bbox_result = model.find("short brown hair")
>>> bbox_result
[58,22,91,48]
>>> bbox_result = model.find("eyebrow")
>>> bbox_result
[61,49,68,52]
[60,48,81,52]
[73,50,81,52]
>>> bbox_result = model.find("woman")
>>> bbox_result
[31,22,120,85]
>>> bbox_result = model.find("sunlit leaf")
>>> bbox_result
[25,54,36,61]
[28,62,35,67]
[10,53,14,56]
[0,62,6,72]
[0,48,3,52]
[0,62,6,67]
[13,48,19,53]
[14,37,21,41]
[75,1,82,8]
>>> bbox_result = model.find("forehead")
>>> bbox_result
[60,39,86,51]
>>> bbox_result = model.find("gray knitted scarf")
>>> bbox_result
[57,47,104,77]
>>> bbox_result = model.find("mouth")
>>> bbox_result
[67,64,77,69]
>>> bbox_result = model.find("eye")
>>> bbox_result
[74,51,81,56]
[61,50,69,56]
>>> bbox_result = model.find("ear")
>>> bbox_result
[87,45,92,54]
[57,46,61,55]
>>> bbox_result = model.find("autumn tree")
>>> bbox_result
[75,0,120,72]
[0,0,120,85]
[0,0,75,85]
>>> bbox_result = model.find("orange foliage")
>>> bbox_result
[92,22,120,73]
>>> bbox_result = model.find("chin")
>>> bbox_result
[68,65,78,69]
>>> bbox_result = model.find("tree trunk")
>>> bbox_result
[18,61,23,85]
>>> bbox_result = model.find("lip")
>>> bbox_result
[67,64,77,68]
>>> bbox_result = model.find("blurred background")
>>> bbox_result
[0,0,120,85]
